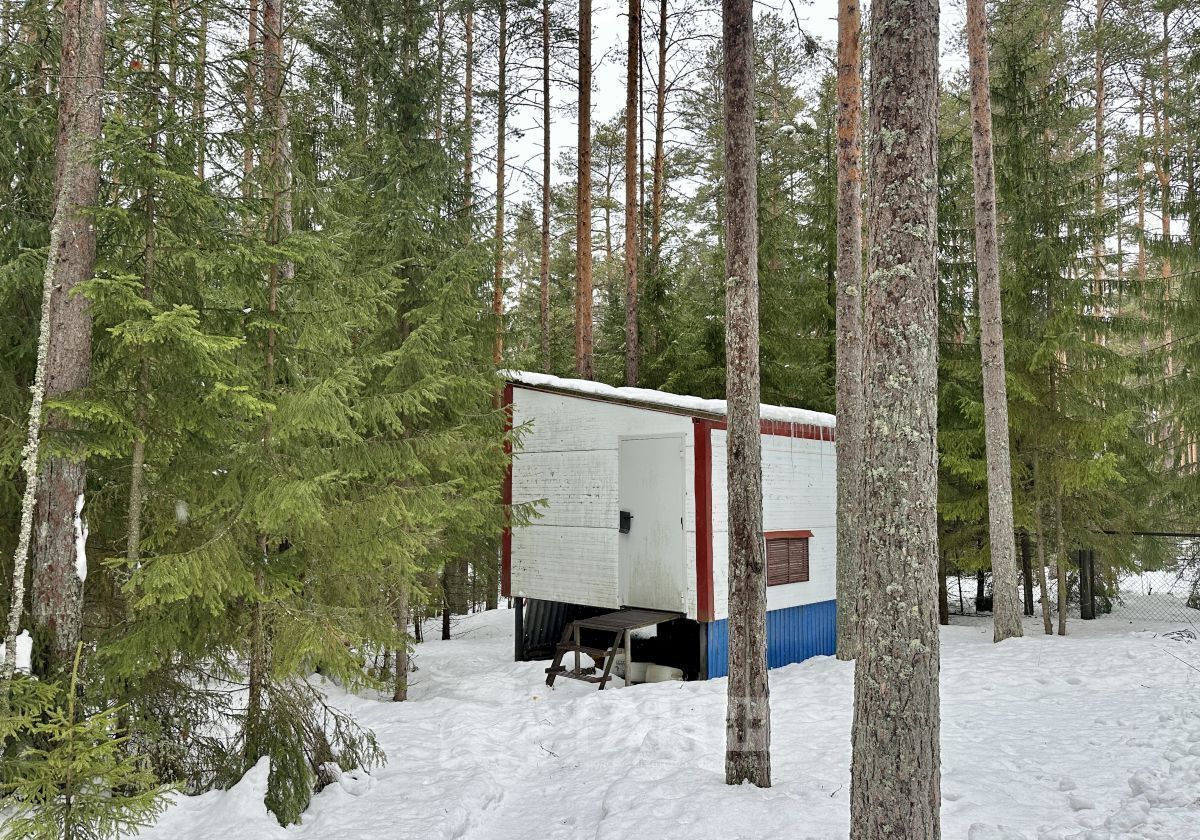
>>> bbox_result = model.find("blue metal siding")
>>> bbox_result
[705,599,837,679]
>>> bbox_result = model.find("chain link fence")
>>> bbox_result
[946,549,1200,627]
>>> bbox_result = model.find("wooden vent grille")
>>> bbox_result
[766,535,810,586]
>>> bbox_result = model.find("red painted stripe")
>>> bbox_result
[693,418,714,622]
[501,382,514,597]
[709,418,836,442]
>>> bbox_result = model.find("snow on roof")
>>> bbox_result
[503,370,836,428]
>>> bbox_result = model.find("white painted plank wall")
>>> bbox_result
[709,430,837,620]
[510,387,696,612]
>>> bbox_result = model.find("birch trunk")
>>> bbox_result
[575,0,594,379]
[721,0,769,789]
[29,0,106,678]
[623,0,640,386]
[833,0,864,661]
[965,0,1022,643]
[540,0,551,372]
[850,0,941,833]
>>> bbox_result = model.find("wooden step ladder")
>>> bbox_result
[544,608,682,690]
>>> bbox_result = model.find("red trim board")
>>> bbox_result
[710,418,836,443]
[501,382,514,597]
[693,418,714,622]
[764,529,814,540]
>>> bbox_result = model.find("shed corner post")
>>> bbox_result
[502,382,515,600]
[692,417,715,624]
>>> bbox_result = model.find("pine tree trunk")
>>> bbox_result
[1054,484,1067,636]
[623,0,640,386]
[937,555,949,626]
[833,0,864,661]
[441,559,468,639]
[1021,530,1035,616]
[1155,14,1174,466]
[604,163,614,268]
[1136,81,1148,358]
[850,0,941,833]
[28,0,105,678]
[464,3,474,233]
[247,0,291,759]
[540,0,552,372]
[245,564,268,761]
[966,0,1022,644]
[493,0,507,370]
[575,0,594,379]
[1035,505,1052,635]
[649,0,666,278]
[127,3,163,577]
[2,51,97,681]
[243,0,258,199]
[195,3,207,180]
[721,0,769,790]
[393,584,409,701]
[485,566,498,611]
[487,3,507,611]
[166,0,180,151]
[1092,0,1105,306]
[435,0,445,143]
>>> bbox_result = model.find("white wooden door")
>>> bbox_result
[618,435,686,612]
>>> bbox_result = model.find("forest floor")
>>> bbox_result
[138,602,1200,840]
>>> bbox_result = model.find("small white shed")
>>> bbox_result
[501,371,838,679]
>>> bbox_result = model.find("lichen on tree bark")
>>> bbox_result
[721,0,769,789]
[966,0,1023,643]
[850,0,942,834]
[834,0,865,661]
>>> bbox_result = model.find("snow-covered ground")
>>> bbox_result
[139,605,1200,840]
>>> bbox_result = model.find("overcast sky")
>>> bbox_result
[500,0,969,205]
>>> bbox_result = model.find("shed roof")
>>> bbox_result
[503,370,837,429]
